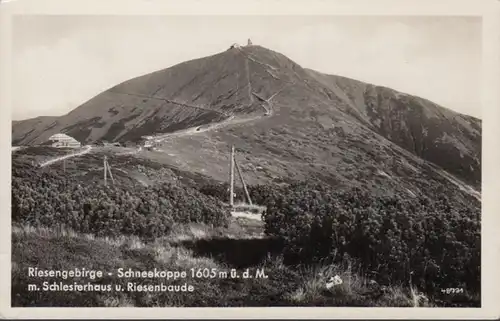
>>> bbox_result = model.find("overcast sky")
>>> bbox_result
[12,15,482,120]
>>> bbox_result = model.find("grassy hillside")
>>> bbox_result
[306,70,481,187]
[12,45,481,193]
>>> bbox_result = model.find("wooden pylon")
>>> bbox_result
[103,156,115,186]
[234,157,252,206]
[106,158,115,185]
[229,145,235,208]
[104,156,107,186]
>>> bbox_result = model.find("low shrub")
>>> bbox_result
[198,182,245,203]
[198,182,286,206]
[12,161,230,239]
[262,181,480,296]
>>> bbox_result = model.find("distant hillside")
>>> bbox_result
[305,70,481,187]
[12,44,482,199]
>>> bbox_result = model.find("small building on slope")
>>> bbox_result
[47,133,81,148]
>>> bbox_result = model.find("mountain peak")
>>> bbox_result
[12,44,481,194]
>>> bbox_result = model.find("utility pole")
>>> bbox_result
[107,158,115,185]
[103,156,115,186]
[229,145,235,208]
[104,156,107,186]
[234,157,253,206]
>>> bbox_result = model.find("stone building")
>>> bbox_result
[47,133,81,148]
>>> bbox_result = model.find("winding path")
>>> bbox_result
[137,47,288,144]
[108,91,229,117]
[117,146,142,156]
[231,211,263,221]
[39,145,93,168]
[35,48,285,169]
[11,146,23,153]
[144,66,286,143]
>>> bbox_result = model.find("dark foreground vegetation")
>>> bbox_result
[11,154,480,307]
[197,181,481,306]
[12,160,230,239]
[260,182,480,301]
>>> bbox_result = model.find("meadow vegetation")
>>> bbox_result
[11,154,480,307]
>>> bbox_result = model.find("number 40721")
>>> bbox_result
[441,288,464,294]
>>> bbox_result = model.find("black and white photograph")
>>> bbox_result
[3,0,500,318]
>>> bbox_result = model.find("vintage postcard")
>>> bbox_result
[1,0,499,319]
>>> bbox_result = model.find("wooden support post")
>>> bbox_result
[234,157,253,206]
[229,145,235,208]
[106,159,115,185]
[104,156,107,186]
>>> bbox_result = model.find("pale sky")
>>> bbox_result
[12,15,482,120]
